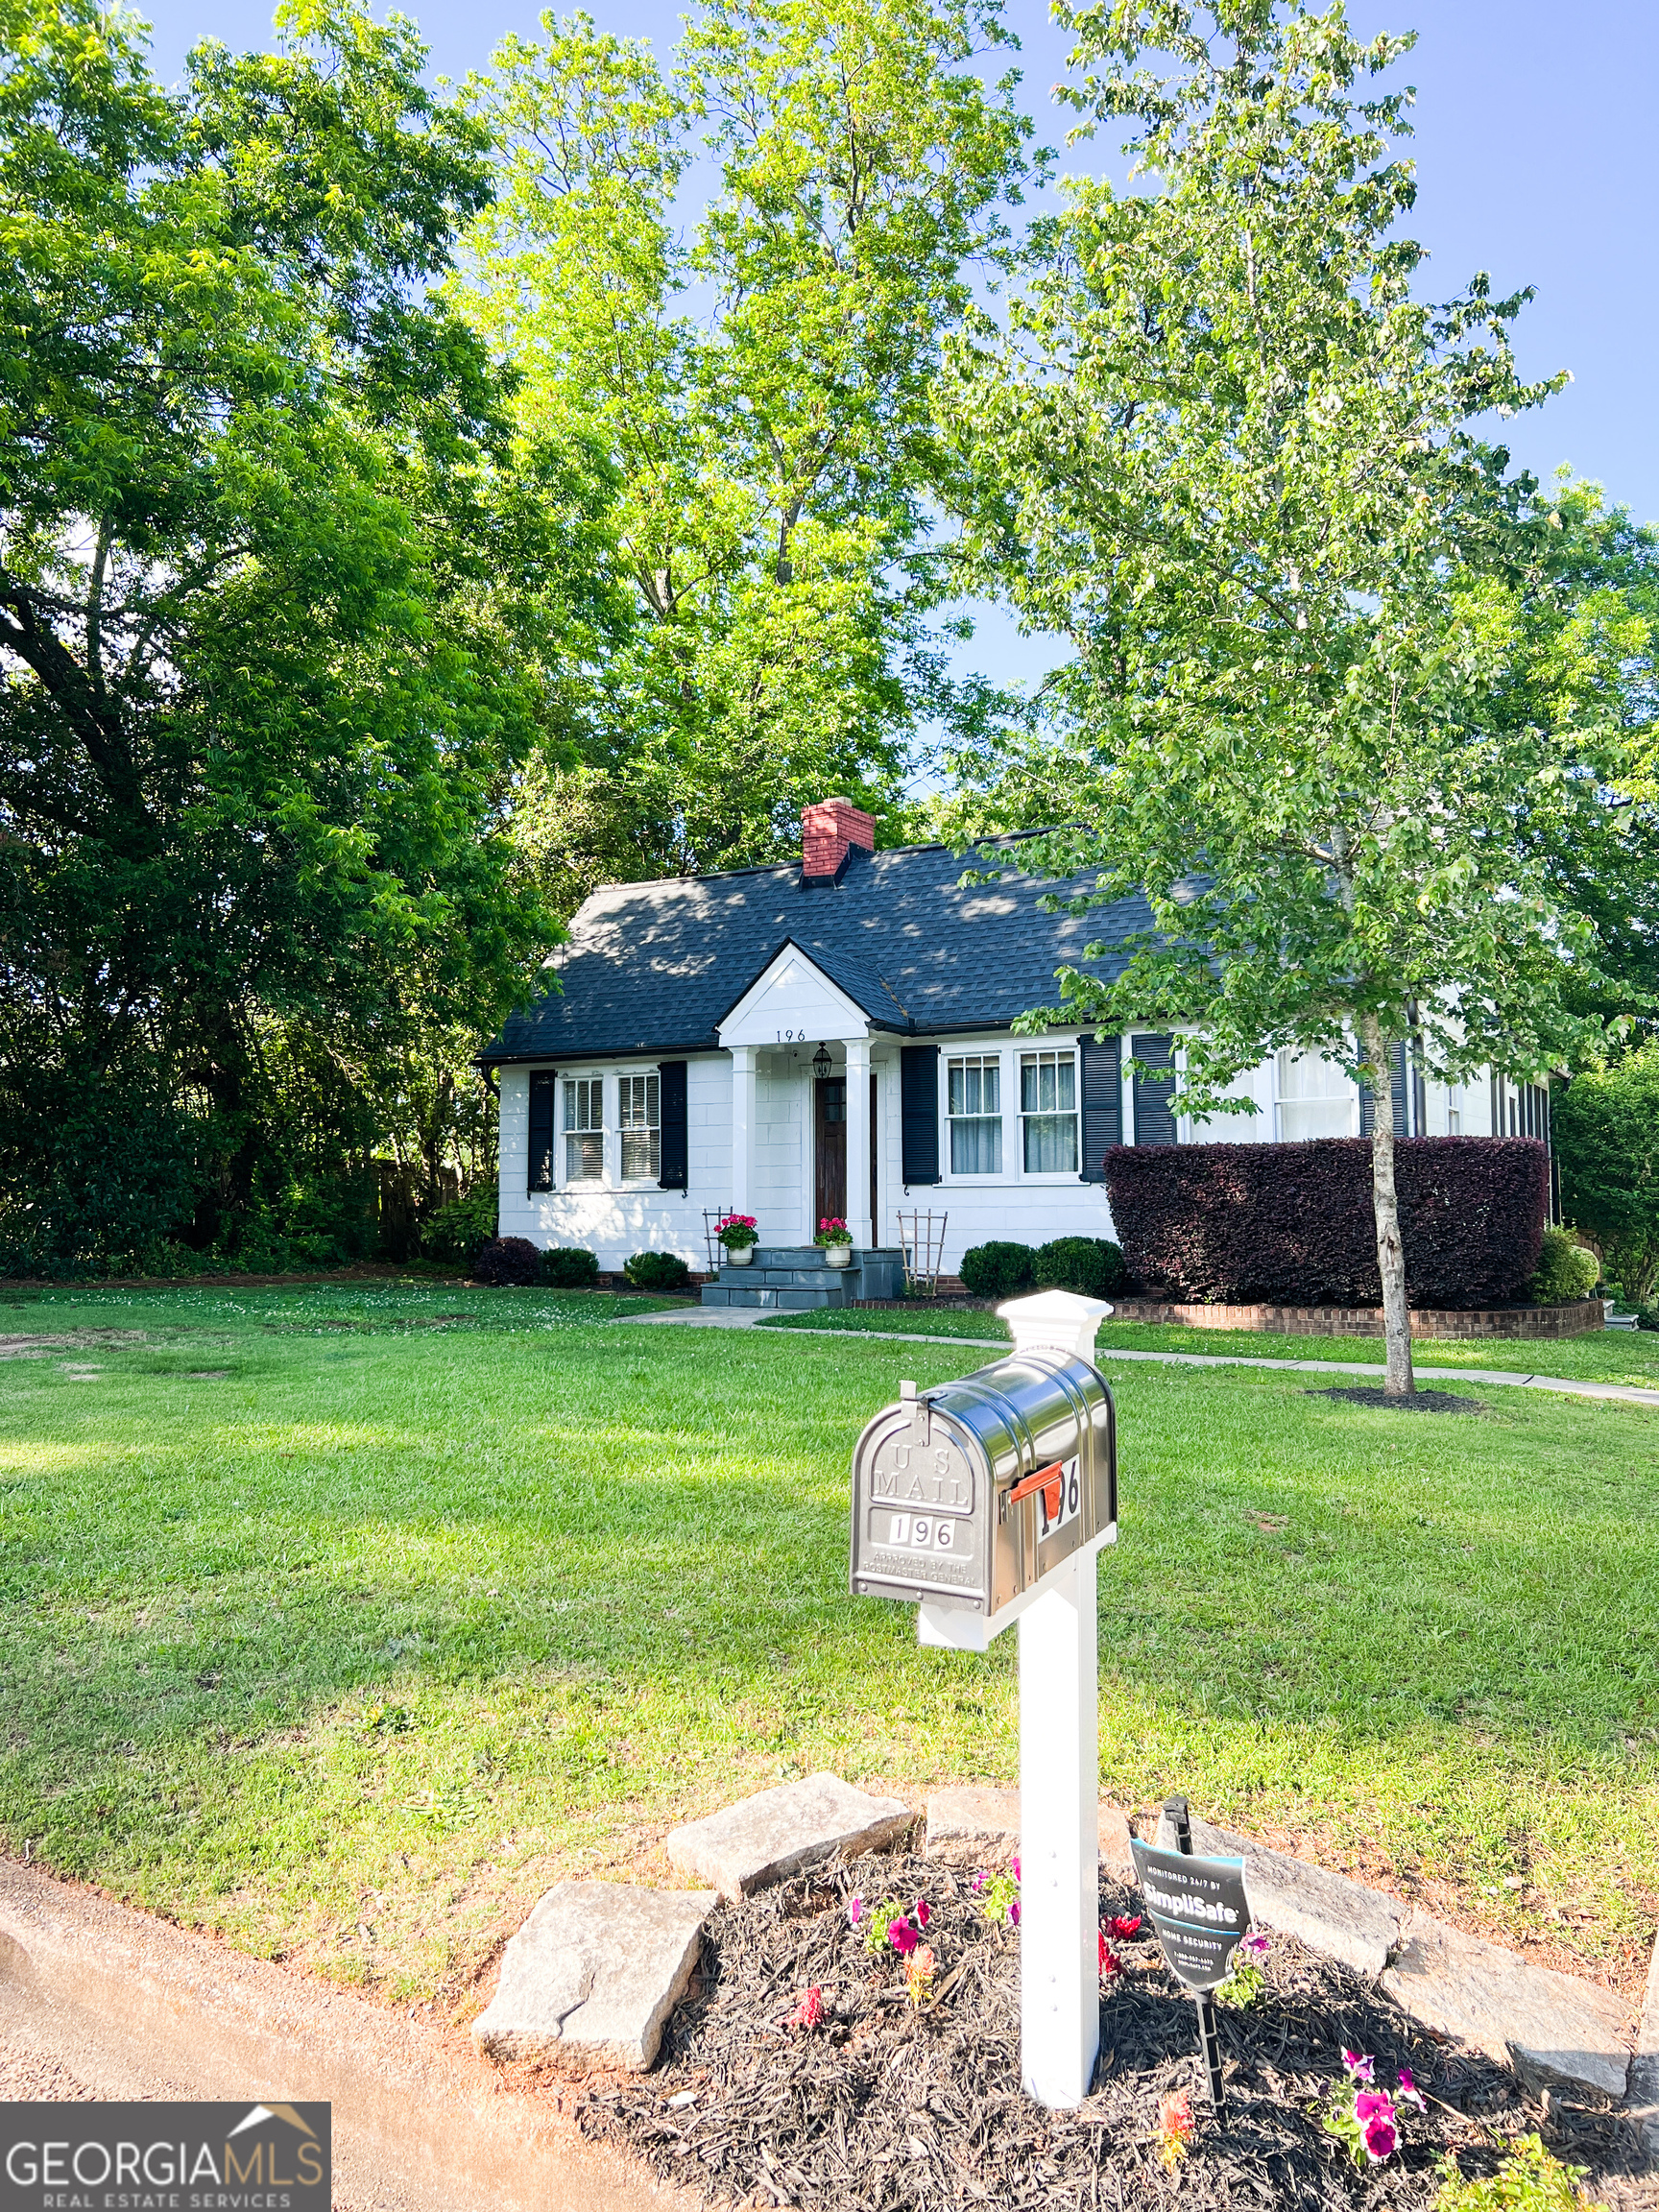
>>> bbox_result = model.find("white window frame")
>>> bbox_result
[945,1052,1003,1176]
[563,1073,606,1187]
[1017,1046,1081,1176]
[618,1070,661,1184]
[1272,1047,1357,1143]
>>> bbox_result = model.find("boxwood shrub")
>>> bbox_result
[1103,1137,1548,1308]
[624,1250,693,1293]
[1034,1236,1129,1300]
[1527,1226,1599,1307]
[540,1245,600,1289]
[959,1240,1036,1300]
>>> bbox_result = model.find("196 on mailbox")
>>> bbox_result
[849,1353,1117,1625]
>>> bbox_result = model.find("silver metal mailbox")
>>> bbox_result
[849,1350,1117,1624]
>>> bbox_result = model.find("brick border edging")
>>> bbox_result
[1108,1297,1606,1340]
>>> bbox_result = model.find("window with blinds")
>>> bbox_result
[1274,1049,1354,1142]
[619,1072,661,1181]
[564,1076,604,1183]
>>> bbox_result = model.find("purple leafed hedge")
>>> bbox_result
[1103,1138,1550,1309]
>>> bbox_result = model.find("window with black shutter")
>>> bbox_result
[1079,1035,1120,1179]
[1131,1035,1178,1146]
[658,1061,688,1190]
[900,1045,940,1186]
[527,1070,556,1192]
[1358,1040,1411,1137]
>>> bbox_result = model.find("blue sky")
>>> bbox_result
[137,0,1656,690]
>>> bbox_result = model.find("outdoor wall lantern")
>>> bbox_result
[812,1043,832,1080]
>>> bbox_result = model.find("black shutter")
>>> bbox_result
[528,1070,556,1192]
[900,1045,940,1185]
[1131,1034,1177,1146]
[658,1060,688,1189]
[1079,1035,1120,1180]
[1359,1041,1410,1137]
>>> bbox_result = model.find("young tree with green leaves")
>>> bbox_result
[945,0,1627,1394]
[0,0,606,1268]
[456,0,1042,878]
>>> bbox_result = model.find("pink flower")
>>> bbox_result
[1109,1915,1142,1940]
[1098,1936,1120,1976]
[888,1916,919,1956]
[913,1898,930,1929]
[1238,1930,1269,1961]
[786,1986,824,2030]
[1011,1856,1021,1881]
[1008,1898,1021,1928]
[847,1895,864,1926]
[1362,2112,1398,2162]
[1342,2049,1374,2082]
[1396,2068,1426,2108]
[970,1871,986,1893]
[1354,2091,1394,2124]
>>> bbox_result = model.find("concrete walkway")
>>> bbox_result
[618,1308,1659,1408]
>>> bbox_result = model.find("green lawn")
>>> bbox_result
[760,1304,1659,1385]
[1,1282,1656,2008]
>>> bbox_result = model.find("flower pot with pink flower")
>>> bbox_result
[716,1214,758,1265]
[815,1216,854,1265]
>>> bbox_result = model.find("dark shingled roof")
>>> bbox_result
[481,832,1153,1064]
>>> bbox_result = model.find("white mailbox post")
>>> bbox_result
[848,1289,1117,2111]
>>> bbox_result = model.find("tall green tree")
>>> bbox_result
[457,0,1041,878]
[0,0,604,1268]
[945,0,1627,1393]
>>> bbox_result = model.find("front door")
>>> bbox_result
[815,1076,846,1229]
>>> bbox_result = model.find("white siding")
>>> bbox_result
[497,1053,730,1271]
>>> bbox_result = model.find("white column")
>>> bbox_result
[845,1036,873,1247]
[1019,1550,1100,2109]
[731,1046,757,1219]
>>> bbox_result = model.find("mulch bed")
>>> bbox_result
[1310,1388,1485,1415]
[584,1853,1642,2210]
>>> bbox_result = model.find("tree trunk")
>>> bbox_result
[1360,1012,1414,1396]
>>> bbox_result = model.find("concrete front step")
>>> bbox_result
[700,1244,907,1310]
[700,1285,845,1310]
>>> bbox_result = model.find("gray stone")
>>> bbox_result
[1153,1809,1401,1978]
[472,1882,715,2072]
[1382,1911,1633,2100]
[665,1772,912,1898]
[926,1787,1137,1878]
[1625,1930,1659,2160]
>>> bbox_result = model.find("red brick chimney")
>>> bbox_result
[802,797,876,878]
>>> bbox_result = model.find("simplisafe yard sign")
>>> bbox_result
[1129,1837,1251,1993]
[848,1289,1119,2111]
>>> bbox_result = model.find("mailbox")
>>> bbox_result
[849,1349,1117,1627]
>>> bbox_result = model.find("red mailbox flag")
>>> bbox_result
[1009,1461,1065,1525]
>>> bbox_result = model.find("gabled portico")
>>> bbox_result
[715,941,895,1248]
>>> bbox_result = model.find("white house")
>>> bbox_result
[482,799,1550,1281]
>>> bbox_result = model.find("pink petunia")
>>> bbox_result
[1362,2113,1398,2162]
[888,1916,919,1956]
[913,1899,930,1929]
[1354,2091,1395,2125]
[1011,1856,1021,1882]
[847,1895,864,1926]
[1109,1915,1142,1940]
[1396,2069,1426,2108]
[1009,1898,1021,1927]
[1342,2050,1375,2082]
[970,1871,986,1893]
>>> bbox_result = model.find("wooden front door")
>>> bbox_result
[815,1076,846,1228]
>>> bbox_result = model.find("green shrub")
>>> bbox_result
[1433,2134,1605,2211]
[421,1185,497,1269]
[1527,1226,1599,1306]
[1554,1047,1659,1305]
[624,1250,693,1292]
[1034,1236,1129,1299]
[959,1240,1036,1299]
[541,1245,600,1288]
